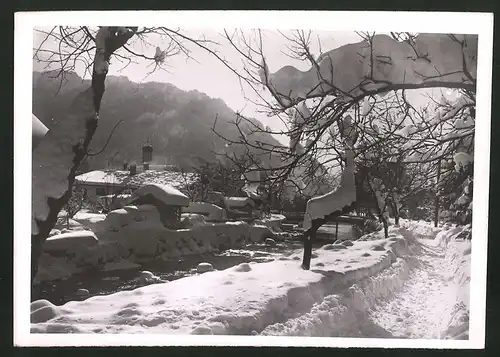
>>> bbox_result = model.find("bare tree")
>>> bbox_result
[31,26,220,286]
[212,30,477,268]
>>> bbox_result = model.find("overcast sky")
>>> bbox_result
[33,27,443,145]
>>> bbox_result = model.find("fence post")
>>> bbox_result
[335,219,339,240]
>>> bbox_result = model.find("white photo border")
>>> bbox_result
[14,10,494,348]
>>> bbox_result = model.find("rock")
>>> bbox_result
[361,252,371,257]
[197,262,214,273]
[315,262,325,267]
[311,252,319,258]
[324,244,347,251]
[139,271,155,280]
[191,325,213,335]
[234,263,252,272]
[265,238,276,246]
[76,288,89,296]
[341,240,354,247]
[371,244,386,251]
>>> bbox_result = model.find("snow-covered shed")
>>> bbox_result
[124,184,190,229]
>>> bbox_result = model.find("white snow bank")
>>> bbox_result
[253,214,286,232]
[43,231,98,254]
[430,225,471,339]
[399,223,471,339]
[404,220,442,240]
[182,202,226,221]
[72,211,107,231]
[260,257,410,336]
[31,233,410,334]
[37,205,276,283]
[439,240,471,340]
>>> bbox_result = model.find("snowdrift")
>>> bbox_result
[35,205,277,283]
[435,226,472,340]
[253,214,286,232]
[405,221,472,339]
[182,202,227,222]
[31,228,412,334]
[32,219,472,340]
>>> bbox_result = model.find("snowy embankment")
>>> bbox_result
[379,220,471,339]
[31,227,411,334]
[32,220,471,338]
[435,225,472,339]
[35,208,283,284]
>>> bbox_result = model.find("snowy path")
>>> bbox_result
[364,239,456,339]
[31,224,471,339]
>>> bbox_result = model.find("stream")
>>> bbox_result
[34,223,357,306]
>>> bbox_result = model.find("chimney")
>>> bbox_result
[129,163,137,175]
[142,143,153,171]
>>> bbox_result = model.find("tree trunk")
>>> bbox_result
[434,159,442,228]
[31,27,137,289]
[393,203,400,226]
[301,228,316,270]
[381,215,389,238]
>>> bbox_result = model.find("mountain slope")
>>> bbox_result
[32,71,283,171]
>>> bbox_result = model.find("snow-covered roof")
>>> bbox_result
[127,183,190,207]
[224,197,255,208]
[75,169,197,190]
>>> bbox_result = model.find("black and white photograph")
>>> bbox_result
[15,11,493,348]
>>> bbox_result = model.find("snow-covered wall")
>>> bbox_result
[35,206,280,283]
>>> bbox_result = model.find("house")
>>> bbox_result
[75,144,198,208]
[75,167,197,201]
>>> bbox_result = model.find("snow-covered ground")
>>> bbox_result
[361,220,471,339]
[31,220,471,339]
[35,208,283,284]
